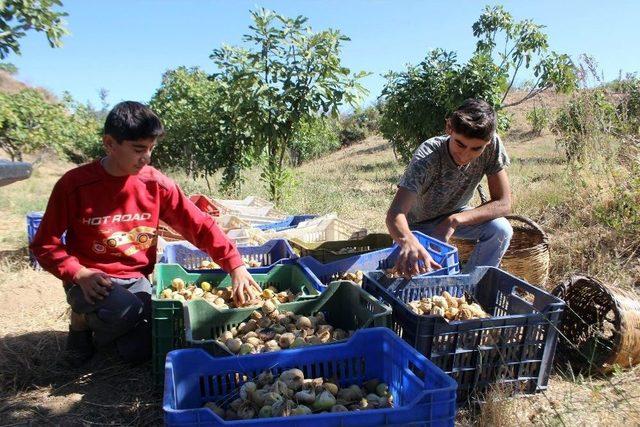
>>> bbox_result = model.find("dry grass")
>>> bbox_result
[457,365,640,426]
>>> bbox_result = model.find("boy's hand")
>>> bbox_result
[230,265,262,306]
[432,214,459,243]
[394,235,441,278]
[73,267,112,304]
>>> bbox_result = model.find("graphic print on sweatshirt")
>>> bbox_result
[81,212,157,257]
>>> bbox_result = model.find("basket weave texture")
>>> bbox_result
[552,275,640,373]
[451,214,550,287]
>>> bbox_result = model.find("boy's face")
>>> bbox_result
[446,123,492,167]
[103,136,156,176]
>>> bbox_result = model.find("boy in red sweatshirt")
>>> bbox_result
[30,101,261,366]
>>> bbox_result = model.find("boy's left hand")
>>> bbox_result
[230,265,262,306]
[433,214,459,243]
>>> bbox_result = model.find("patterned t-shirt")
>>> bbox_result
[398,134,509,224]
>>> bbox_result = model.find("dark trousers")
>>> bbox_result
[64,276,152,363]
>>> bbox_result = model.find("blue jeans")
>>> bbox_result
[411,212,513,273]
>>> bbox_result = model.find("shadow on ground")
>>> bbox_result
[0,330,162,425]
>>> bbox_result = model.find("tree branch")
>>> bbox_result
[501,82,550,108]
[501,56,523,104]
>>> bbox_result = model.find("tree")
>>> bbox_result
[210,8,367,203]
[0,88,70,160]
[379,50,507,162]
[149,66,257,194]
[380,5,577,163]
[472,5,577,107]
[0,0,68,59]
[59,92,103,163]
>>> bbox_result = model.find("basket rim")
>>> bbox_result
[552,274,624,369]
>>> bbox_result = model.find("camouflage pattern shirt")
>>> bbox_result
[398,134,510,224]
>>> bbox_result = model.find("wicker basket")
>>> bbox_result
[552,275,640,373]
[450,214,550,287]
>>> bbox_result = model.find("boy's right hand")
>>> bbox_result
[394,236,441,278]
[73,267,112,304]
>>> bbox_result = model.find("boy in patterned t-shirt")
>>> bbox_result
[386,99,513,276]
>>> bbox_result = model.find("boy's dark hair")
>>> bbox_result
[448,99,496,141]
[103,101,165,142]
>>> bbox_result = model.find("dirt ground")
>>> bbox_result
[0,267,162,426]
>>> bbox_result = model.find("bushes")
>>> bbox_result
[378,50,508,163]
[595,166,640,238]
[287,106,381,166]
[338,106,380,146]
[526,106,551,135]
[614,76,640,135]
[289,116,341,166]
[0,88,101,162]
[552,90,618,162]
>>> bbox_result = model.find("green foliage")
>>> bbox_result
[0,62,17,74]
[473,5,577,107]
[614,76,640,135]
[0,88,66,160]
[379,5,577,163]
[150,67,220,177]
[0,0,68,59]
[210,8,368,203]
[339,106,380,146]
[289,116,340,166]
[0,88,100,162]
[59,93,103,163]
[496,112,512,133]
[552,90,618,162]
[379,50,506,162]
[526,106,551,135]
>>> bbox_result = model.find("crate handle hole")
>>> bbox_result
[408,360,426,384]
[427,243,444,255]
[513,286,536,304]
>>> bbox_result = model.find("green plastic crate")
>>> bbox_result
[288,233,394,263]
[152,263,320,386]
[184,280,392,356]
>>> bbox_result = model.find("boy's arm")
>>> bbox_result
[386,187,441,277]
[30,178,83,282]
[160,183,244,273]
[161,184,261,304]
[432,169,512,241]
[30,178,112,303]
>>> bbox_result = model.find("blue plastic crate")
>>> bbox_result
[27,211,66,270]
[294,231,460,292]
[159,239,298,271]
[164,327,457,426]
[362,267,565,401]
[255,214,318,231]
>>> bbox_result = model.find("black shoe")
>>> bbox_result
[65,327,95,367]
[116,320,151,365]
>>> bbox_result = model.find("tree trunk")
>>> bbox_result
[266,138,284,204]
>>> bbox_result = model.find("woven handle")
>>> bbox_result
[476,185,549,243]
[505,215,548,242]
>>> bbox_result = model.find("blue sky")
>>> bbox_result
[6,0,640,108]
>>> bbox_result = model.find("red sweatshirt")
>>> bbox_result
[30,160,243,282]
